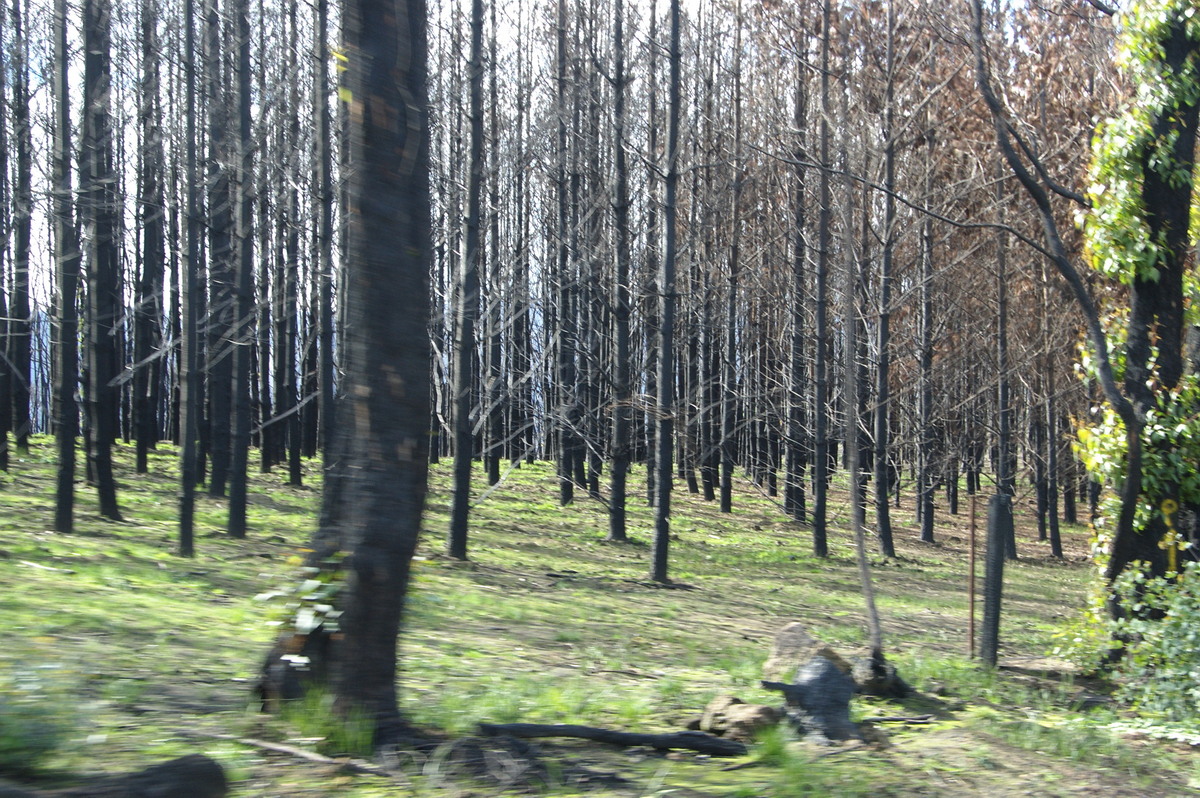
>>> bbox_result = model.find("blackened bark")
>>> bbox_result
[484,0,503,488]
[178,0,201,557]
[917,151,935,543]
[447,0,484,561]
[784,59,807,523]
[0,0,11,473]
[554,0,576,507]
[314,0,335,459]
[283,3,303,487]
[82,0,122,521]
[650,0,680,584]
[52,0,81,533]
[10,0,31,453]
[643,0,660,506]
[873,1,896,555]
[811,0,832,558]
[607,0,632,543]
[311,0,432,742]
[995,182,1015,560]
[205,0,233,497]
[1046,389,1063,558]
[719,1,742,516]
[226,0,254,538]
[135,0,166,474]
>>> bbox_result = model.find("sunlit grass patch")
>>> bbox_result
[1,438,1193,795]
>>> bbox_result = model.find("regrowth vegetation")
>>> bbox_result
[0,440,1196,795]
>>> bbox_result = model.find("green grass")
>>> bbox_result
[0,435,1194,796]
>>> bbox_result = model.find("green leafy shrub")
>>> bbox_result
[1111,560,1200,722]
[0,667,74,775]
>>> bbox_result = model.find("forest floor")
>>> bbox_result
[0,436,1197,796]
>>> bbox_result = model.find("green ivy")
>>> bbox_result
[1085,1,1200,284]
[1078,0,1200,526]
[1066,2,1200,677]
[1076,376,1200,543]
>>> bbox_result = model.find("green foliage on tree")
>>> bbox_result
[1085,3,1200,283]
[1074,0,1200,583]
[1076,378,1200,552]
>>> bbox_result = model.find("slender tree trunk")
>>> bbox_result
[643,0,659,506]
[483,0,502,487]
[0,0,11,473]
[447,0,484,560]
[134,0,166,475]
[52,0,82,533]
[82,0,122,521]
[719,0,742,515]
[206,0,233,497]
[918,134,935,543]
[843,147,884,664]
[227,0,254,538]
[284,2,303,487]
[995,178,1016,560]
[650,0,680,583]
[315,0,335,460]
[179,0,202,556]
[811,0,832,558]
[10,0,31,453]
[784,58,807,523]
[555,0,579,507]
[607,0,632,543]
[1043,273,1063,558]
[873,0,896,556]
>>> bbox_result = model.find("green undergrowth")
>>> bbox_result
[0,436,1195,796]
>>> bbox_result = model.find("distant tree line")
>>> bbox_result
[0,0,1128,572]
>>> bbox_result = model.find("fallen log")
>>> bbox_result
[0,754,226,798]
[477,723,747,757]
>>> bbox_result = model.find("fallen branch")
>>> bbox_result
[188,732,394,778]
[477,723,747,757]
[19,560,75,574]
[861,715,934,724]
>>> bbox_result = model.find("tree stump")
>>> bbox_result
[763,654,861,745]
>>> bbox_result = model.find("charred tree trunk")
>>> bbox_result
[607,0,632,543]
[226,0,254,538]
[811,0,832,558]
[52,0,82,533]
[650,0,680,584]
[134,0,166,474]
[447,0,484,561]
[872,1,896,556]
[82,0,122,521]
[205,0,233,498]
[10,0,31,453]
[300,0,433,744]
[784,60,808,523]
[314,0,335,459]
[178,0,202,556]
